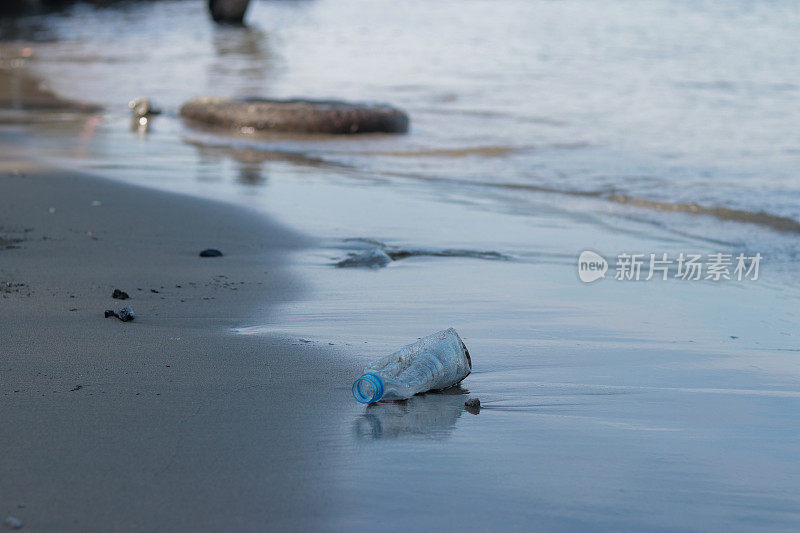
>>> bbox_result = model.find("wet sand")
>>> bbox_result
[0,42,378,532]
[0,151,369,530]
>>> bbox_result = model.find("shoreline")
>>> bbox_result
[0,152,364,530]
[0,45,369,530]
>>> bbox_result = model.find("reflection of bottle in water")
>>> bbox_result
[352,328,472,403]
[354,389,470,439]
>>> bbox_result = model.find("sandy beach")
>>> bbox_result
[4,2,800,531]
[4,94,800,533]
[0,151,370,529]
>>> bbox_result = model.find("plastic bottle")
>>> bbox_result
[352,328,472,403]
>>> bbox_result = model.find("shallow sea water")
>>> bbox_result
[3,0,800,529]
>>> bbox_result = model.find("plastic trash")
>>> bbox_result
[352,328,472,403]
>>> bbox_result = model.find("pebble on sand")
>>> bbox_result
[199,248,223,257]
[112,289,129,300]
[4,516,22,529]
[105,306,135,322]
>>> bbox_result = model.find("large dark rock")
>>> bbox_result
[180,97,410,135]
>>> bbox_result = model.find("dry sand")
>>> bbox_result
[0,154,361,530]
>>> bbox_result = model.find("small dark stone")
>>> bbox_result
[117,307,135,322]
[112,289,129,300]
[4,516,22,529]
[105,307,135,322]
[199,248,223,257]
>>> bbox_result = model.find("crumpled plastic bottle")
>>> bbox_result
[352,328,472,403]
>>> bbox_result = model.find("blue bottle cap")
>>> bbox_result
[352,374,384,403]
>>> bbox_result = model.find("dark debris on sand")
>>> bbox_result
[1,281,30,298]
[105,306,135,322]
[112,289,129,300]
[3,516,22,530]
[0,225,29,250]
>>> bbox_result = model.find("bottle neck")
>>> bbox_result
[352,374,384,403]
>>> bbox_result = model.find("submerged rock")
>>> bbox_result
[385,248,508,261]
[336,248,392,269]
[464,397,480,408]
[180,97,410,135]
[335,239,511,269]
[464,397,481,414]
[199,248,224,257]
